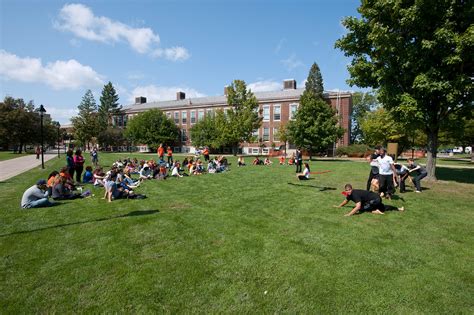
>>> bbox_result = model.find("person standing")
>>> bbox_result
[20,179,53,208]
[66,149,75,180]
[167,146,173,166]
[376,148,397,199]
[366,147,380,190]
[74,149,85,183]
[35,146,41,159]
[407,158,428,193]
[295,148,303,173]
[203,147,210,162]
[91,148,99,167]
[157,144,165,162]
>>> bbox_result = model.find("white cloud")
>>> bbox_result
[281,54,304,71]
[248,80,281,92]
[55,3,190,61]
[129,85,206,103]
[46,107,79,125]
[0,50,105,90]
[151,46,190,61]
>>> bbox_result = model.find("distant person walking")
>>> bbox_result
[35,146,41,159]
[167,146,173,166]
[91,148,99,167]
[203,147,210,162]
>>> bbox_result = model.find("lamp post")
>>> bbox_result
[55,122,61,158]
[39,105,46,169]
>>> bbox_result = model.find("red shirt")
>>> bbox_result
[158,147,164,157]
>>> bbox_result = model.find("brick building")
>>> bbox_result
[119,80,352,154]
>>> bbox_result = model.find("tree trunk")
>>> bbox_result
[471,143,474,163]
[425,128,439,181]
[309,146,312,161]
[18,143,23,154]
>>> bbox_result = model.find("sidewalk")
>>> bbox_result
[0,154,58,182]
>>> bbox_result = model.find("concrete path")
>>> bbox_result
[0,154,58,182]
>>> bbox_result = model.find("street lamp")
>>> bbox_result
[39,105,46,169]
[55,121,61,158]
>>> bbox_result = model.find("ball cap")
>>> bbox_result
[36,179,47,186]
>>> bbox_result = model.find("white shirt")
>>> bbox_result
[171,166,180,176]
[303,167,310,179]
[377,155,394,175]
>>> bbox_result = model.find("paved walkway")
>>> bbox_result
[0,154,58,182]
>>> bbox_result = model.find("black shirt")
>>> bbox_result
[407,162,427,175]
[346,189,380,204]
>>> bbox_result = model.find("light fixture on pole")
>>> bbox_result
[39,105,46,169]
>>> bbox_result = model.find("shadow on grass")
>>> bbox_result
[287,182,337,191]
[0,210,159,238]
[436,167,474,184]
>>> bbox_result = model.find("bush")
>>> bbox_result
[336,144,370,157]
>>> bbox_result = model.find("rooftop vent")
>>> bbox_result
[135,96,147,104]
[177,92,186,100]
[283,79,297,90]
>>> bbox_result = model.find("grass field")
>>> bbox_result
[1,154,473,313]
[0,151,32,161]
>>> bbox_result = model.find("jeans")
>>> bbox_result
[414,172,427,191]
[24,198,53,208]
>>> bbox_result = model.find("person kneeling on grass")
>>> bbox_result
[21,179,54,209]
[296,163,310,180]
[334,184,404,216]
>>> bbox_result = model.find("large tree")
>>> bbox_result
[124,109,179,150]
[335,0,473,179]
[305,62,324,98]
[225,80,262,154]
[98,81,121,129]
[288,64,344,158]
[189,113,220,149]
[71,90,99,149]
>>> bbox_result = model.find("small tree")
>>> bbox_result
[98,82,121,130]
[71,90,99,149]
[125,109,179,150]
[189,114,220,149]
[305,62,324,98]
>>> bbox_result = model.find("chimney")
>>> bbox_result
[283,79,297,90]
[135,96,147,104]
[177,91,186,100]
[224,86,229,96]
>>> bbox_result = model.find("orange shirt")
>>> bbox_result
[167,148,173,156]
[279,156,285,163]
[203,148,209,155]
[158,146,164,157]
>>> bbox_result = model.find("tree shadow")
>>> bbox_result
[436,167,474,184]
[287,182,337,191]
[0,210,159,238]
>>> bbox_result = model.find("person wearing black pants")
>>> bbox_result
[376,148,397,199]
[295,148,302,173]
[407,158,428,193]
[366,147,380,190]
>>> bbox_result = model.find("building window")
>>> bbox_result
[182,111,187,124]
[174,112,179,124]
[198,110,204,121]
[262,148,269,154]
[190,111,196,124]
[206,109,213,117]
[273,105,281,121]
[263,105,270,121]
[249,148,259,154]
[263,127,270,141]
[290,103,298,120]
[166,112,171,119]
[273,127,279,142]
[181,129,187,141]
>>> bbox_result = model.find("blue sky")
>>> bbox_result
[0,0,361,124]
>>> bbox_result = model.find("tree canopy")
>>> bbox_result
[335,0,474,178]
[98,82,121,128]
[71,90,99,148]
[124,109,179,150]
[305,62,324,98]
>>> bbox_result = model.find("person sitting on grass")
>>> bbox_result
[93,167,106,187]
[253,156,262,165]
[171,162,183,177]
[21,179,54,209]
[264,157,273,165]
[279,156,286,165]
[59,167,75,191]
[83,166,94,183]
[139,164,152,181]
[47,171,60,196]
[334,184,404,216]
[51,176,83,200]
[288,155,295,165]
[237,156,246,167]
[296,163,310,180]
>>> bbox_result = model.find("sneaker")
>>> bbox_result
[398,206,405,211]
[415,190,421,193]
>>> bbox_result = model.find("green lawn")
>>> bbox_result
[0,151,32,161]
[1,154,473,313]
[398,156,474,167]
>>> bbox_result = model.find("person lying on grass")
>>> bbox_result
[334,184,404,216]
